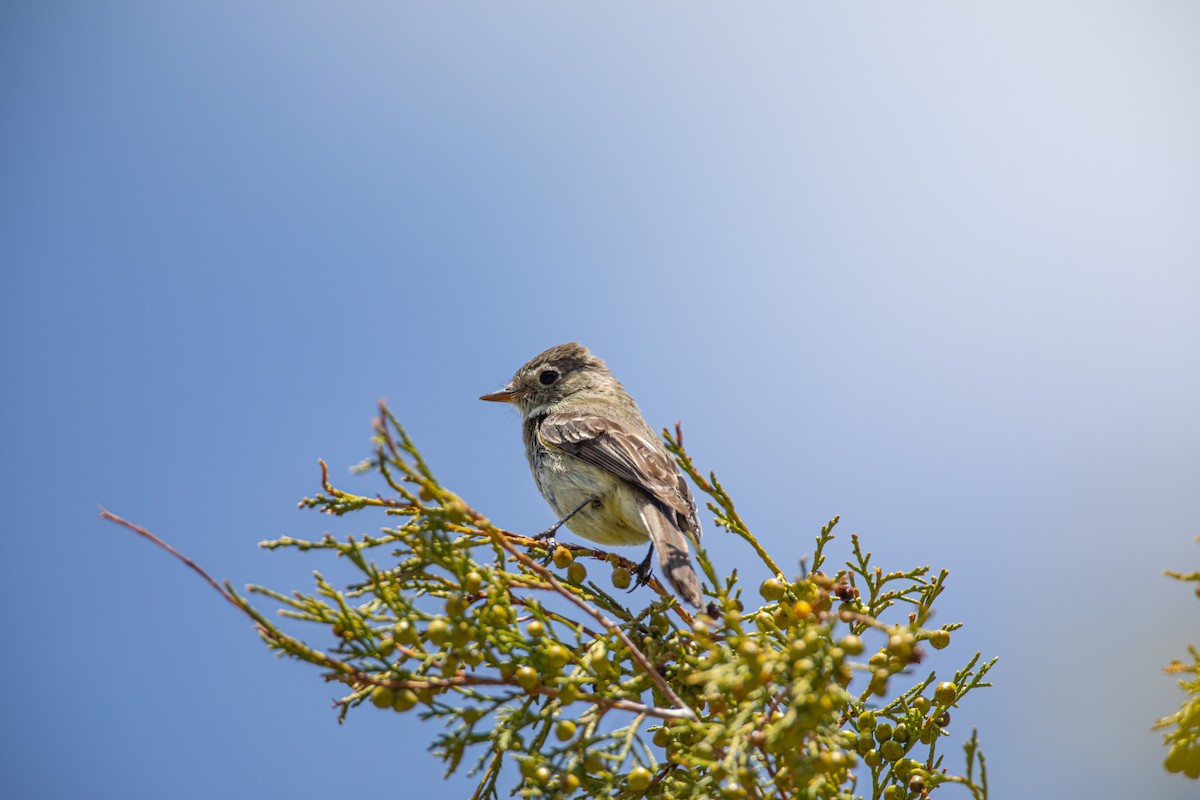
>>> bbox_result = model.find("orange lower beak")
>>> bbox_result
[480,388,525,403]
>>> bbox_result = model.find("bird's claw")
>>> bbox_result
[533,523,560,539]
[535,537,559,563]
[629,544,655,592]
[527,527,559,563]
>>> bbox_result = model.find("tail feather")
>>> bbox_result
[638,499,703,607]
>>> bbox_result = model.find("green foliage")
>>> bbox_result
[1156,541,1200,780]
[106,403,996,799]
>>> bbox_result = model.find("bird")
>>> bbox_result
[480,343,704,608]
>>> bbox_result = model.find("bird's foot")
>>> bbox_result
[529,529,559,563]
[629,543,655,592]
[533,496,596,543]
[530,496,597,562]
[532,525,560,542]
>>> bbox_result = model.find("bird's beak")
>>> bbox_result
[480,386,526,403]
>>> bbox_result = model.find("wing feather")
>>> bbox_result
[538,408,701,541]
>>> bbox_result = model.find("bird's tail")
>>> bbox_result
[638,500,703,608]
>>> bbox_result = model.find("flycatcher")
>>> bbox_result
[481,343,703,608]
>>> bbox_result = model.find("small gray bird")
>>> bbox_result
[481,343,704,607]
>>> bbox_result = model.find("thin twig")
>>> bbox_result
[98,508,240,610]
[487,527,698,721]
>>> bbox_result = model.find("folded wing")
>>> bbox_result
[537,408,702,543]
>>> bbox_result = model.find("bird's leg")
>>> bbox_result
[534,496,595,539]
[532,496,596,558]
[630,543,655,592]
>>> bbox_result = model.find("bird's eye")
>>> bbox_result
[538,369,559,386]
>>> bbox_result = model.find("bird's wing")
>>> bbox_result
[538,408,701,540]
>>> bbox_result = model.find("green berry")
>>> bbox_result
[612,566,632,590]
[426,617,450,646]
[449,621,472,647]
[760,578,786,601]
[555,720,577,742]
[394,620,418,645]
[463,571,484,594]
[370,685,394,709]
[934,681,957,706]
[840,635,864,655]
[887,633,912,658]
[392,688,419,712]
[544,643,572,669]
[515,665,540,690]
[444,594,467,618]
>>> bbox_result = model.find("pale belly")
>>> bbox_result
[531,450,649,547]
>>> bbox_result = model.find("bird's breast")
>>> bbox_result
[527,444,649,547]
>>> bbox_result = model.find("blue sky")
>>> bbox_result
[3,3,1198,798]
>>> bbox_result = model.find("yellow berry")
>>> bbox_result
[627,766,652,791]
